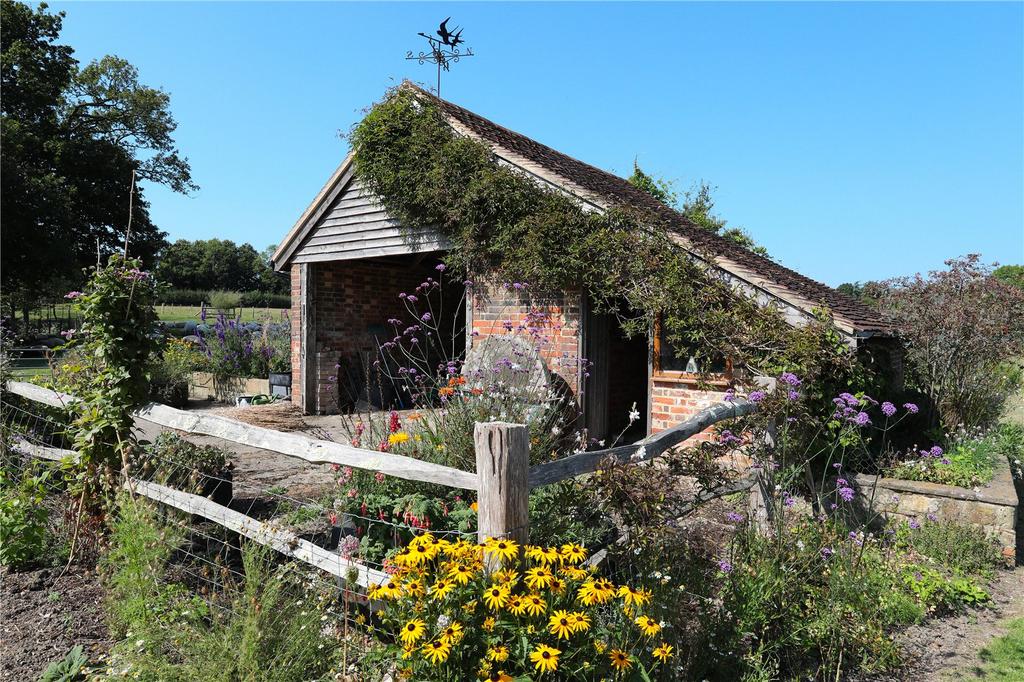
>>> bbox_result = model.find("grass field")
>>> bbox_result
[23,303,287,326]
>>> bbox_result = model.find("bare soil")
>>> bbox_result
[0,563,110,682]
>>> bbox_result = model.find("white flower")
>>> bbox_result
[628,402,641,423]
[631,445,647,462]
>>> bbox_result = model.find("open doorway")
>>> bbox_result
[583,300,649,446]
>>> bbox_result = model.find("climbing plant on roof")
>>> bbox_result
[350,86,863,393]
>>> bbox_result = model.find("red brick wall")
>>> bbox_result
[650,377,730,440]
[290,258,449,413]
[470,283,583,394]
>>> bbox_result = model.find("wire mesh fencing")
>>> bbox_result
[0,390,491,680]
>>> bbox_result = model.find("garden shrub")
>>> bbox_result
[156,288,208,306]
[133,432,230,498]
[879,255,1024,432]
[0,462,50,568]
[196,313,290,383]
[238,291,289,308]
[895,518,1001,578]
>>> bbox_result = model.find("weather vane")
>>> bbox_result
[406,18,474,99]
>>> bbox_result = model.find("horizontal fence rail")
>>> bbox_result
[528,399,757,488]
[5,381,478,490]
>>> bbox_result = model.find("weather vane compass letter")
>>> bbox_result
[406,18,474,98]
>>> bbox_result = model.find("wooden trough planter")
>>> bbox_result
[854,456,1020,565]
[188,372,267,403]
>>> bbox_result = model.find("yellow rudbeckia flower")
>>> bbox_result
[529,644,561,673]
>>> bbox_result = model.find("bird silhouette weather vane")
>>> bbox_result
[406,18,474,98]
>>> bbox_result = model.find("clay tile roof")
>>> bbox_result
[404,83,892,336]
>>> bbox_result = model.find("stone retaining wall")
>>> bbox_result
[854,456,1019,564]
[188,372,268,403]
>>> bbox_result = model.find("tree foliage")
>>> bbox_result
[154,239,286,294]
[879,255,1024,431]
[993,264,1024,290]
[0,0,193,318]
[628,161,769,257]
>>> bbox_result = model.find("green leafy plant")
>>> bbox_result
[208,290,241,311]
[0,464,50,568]
[134,432,229,497]
[38,645,88,682]
[888,423,1022,488]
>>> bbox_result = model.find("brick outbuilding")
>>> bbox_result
[273,84,895,444]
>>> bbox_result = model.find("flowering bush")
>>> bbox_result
[195,312,290,381]
[584,372,1002,680]
[364,535,675,680]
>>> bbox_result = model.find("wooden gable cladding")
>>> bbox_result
[277,160,449,267]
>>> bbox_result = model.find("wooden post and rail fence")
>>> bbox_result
[3,380,756,584]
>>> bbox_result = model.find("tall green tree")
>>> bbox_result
[628,161,769,257]
[993,264,1024,290]
[1,1,194,323]
[155,239,287,294]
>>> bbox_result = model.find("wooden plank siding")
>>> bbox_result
[289,175,449,264]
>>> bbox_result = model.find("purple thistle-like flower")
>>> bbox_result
[941,458,951,465]
[726,512,745,523]
[881,401,897,417]
[748,390,766,403]
[853,411,871,426]
[723,388,736,402]
[435,263,446,272]
[839,392,860,406]
[821,547,834,560]
[929,445,943,458]
[421,312,432,322]
[783,493,796,508]
[718,560,733,574]
[909,519,921,530]
[927,512,938,522]
[833,462,842,470]
[838,486,855,502]
[787,390,800,401]
[903,402,919,414]
[779,371,802,387]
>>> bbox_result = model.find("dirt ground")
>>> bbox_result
[0,563,110,682]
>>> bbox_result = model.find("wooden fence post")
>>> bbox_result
[474,422,530,547]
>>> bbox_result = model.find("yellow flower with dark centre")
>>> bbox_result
[548,577,566,595]
[483,585,510,610]
[487,672,513,682]
[525,566,555,590]
[440,621,464,644]
[569,611,591,632]
[547,609,574,640]
[421,640,451,665]
[484,538,519,562]
[430,578,455,601]
[493,569,520,586]
[608,649,632,671]
[403,579,425,598]
[577,579,614,606]
[524,594,546,617]
[559,565,588,581]
[529,644,561,673]
[399,619,426,646]
[486,645,510,662]
[652,643,674,663]
[618,584,652,608]
[401,645,416,660]
[526,545,561,565]
[559,543,587,564]
[507,596,528,616]
[482,616,496,632]
[449,564,475,585]
[375,579,403,600]
[634,615,661,637]
[593,640,607,654]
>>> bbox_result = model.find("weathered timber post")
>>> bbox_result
[474,422,530,548]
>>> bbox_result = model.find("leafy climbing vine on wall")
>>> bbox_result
[349,87,861,391]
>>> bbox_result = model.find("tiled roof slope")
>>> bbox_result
[406,83,891,335]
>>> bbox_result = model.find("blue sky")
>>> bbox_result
[51,1,1023,285]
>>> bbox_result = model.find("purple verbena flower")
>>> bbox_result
[718,560,733,574]
[903,402,919,414]
[838,486,855,502]
[748,390,766,403]
[881,401,897,417]
[779,371,802,387]
[726,512,745,523]
[853,411,871,426]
